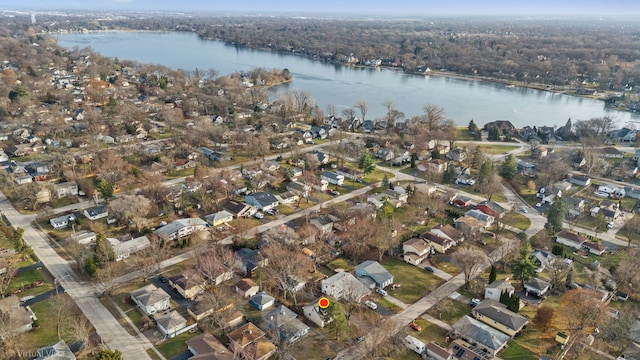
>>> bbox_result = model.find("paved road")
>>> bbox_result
[0,191,153,360]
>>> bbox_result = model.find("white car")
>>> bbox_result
[365,300,378,310]
[375,288,388,296]
[535,202,542,207]
[520,207,528,213]
[607,222,614,229]
[254,212,264,219]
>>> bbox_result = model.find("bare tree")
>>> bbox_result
[64,315,93,350]
[195,245,235,285]
[547,258,572,292]
[50,294,70,340]
[107,194,152,232]
[451,246,489,284]
[0,259,16,297]
[261,243,312,305]
[355,100,368,122]
[260,226,300,247]
[559,288,607,333]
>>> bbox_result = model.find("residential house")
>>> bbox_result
[13,175,32,185]
[427,159,448,174]
[532,145,548,158]
[335,167,360,181]
[355,260,394,289]
[591,200,621,221]
[424,342,453,360]
[236,248,268,276]
[446,148,467,162]
[382,186,409,206]
[130,284,171,315]
[223,201,256,218]
[84,205,108,221]
[35,340,76,360]
[109,235,150,261]
[49,215,73,229]
[451,315,510,355]
[524,277,551,297]
[414,182,437,196]
[261,160,280,172]
[286,181,311,198]
[447,339,494,360]
[310,126,327,139]
[451,195,474,208]
[454,216,484,235]
[245,192,279,211]
[597,184,625,198]
[310,215,335,234]
[249,291,276,311]
[617,127,637,142]
[174,159,196,172]
[54,181,78,198]
[567,175,591,187]
[464,209,495,228]
[403,238,432,265]
[6,142,46,157]
[321,271,370,302]
[227,322,276,360]
[69,231,97,245]
[153,218,208,241]
[275,191,299,205]
[555,229,586,249]
[199,147,231,162]
[262,305,310,344]
[531,250,556,272]
[185,332,234,360]
[565,197,586,217]
[422,232,454,254]
[168,271,206,300]
[554,180,572,193]
[601,147,624,159]
[472,299,529,337]
[484,120,516,135]
[308,150,330,165]
[302,298,333,328]
[0,295,35,337]
[476,201,507,219]
[320,171,344,186]
[204,210,234,226]
[156,310,188,339]
[236,278,260,299]
[430,224,464,245]
[484,278,515,302]
[583,242,608,256]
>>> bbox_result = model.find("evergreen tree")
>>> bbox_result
[499,289,509,306]
[381,174,390,189]
[507,294,520,313]
[488,126,501,141]
[96,178,113,199]
[512,240,537,286]
[442,164,456,184]
[84,257,97,275]
[470,146,483,171]
[545,197,567,234]
[94,233,115,267]
[500,154,517,180]
[489,265,497,284]
[468,119,479,134]
[357,153,376,176]
[94,349,123,360]
[565,267,574,286]
[478,160,495,186]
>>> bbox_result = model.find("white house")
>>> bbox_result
[556,229,586,250]
[156,310,189,339]
[54,181,78,198]
[320,171,344,185]
[69,231,97,245]
[302,298,333,328]
[49,215,72,229]
[153,218,208,241]
[484,278,515,302]
[108,236,150,261]
[321,271,370,302]
[245,192,279,211]
[130,284,171,315]
[84,206,108,221]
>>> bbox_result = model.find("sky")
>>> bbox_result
[3,0,640,16]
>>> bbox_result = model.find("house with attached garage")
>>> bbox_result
[567,175,591,187]
[204,210,234,226]
[69,231,97,245]
[153,218,208,241]
[555,229,586,249]
[464,209,495,228]
[49,214,74,229]
[485,278,515,302]
[601,146,624,159]
[84,205,108,221]
[355,260,394,289]
[245,192,279,211]
[130,284,171,315]
[476,201,507,219]
[108,235,150,261]
[155,310,189,339]
[524,277,551,297]
[54,181,78,198]
[321,271,370,302]
[320,171,344,186]
[168,271,207,300]
[227,322,276,360]
[451,315,510,356]
[565,197,586,217]
[421,232,454,254]
[472,299,529,337]
[222,201,256,218]
[583,241,608,256]
[403,237,432,265]
[430,224,464,245]
[454,216,484,235]
[303,298,334,328]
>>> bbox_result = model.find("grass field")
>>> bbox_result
[425,298,470,323]
[502,213,532,231]
[155,330,200,359]
[327,258,355,272]
[7,266,50,294]
[501,340,538,360]
[411,319,449,344]
[380,258,444,304]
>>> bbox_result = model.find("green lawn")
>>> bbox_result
[164,167,195,179]
[425,298,470,323]
[502,213,532,231]
[470,144,520,154]
[156,330,200,359]
[380,258,444,304]
[377,297,403,313]
[8,267,50,294]
[411,319,449,344]
[491,191,508,203]
[455,128,477,141]
[29,298,63,348]
[327,258,355,272]
[501,340,538,360]
[146,350,163,360]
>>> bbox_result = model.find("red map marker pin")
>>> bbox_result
[318,297,330,309]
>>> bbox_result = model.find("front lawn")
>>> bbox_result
[155,330,200,359]
[380,258,444,304]
[425,298,470,323]
[327,258,355,272]
[29,297,66,348]
[501,340,538,360]
[502,213,532,231]
[377,297,403,313]
[411,319,449,344]
[8,267,50,294]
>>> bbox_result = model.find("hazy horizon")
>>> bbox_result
[3,0,640,16]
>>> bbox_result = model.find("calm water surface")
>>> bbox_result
[56,31,636,128]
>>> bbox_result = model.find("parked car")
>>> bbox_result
[159,275,167,283]
[409,321,422,331]
[354,336,365,344]
[535,202,542,207]
[375,288,388,296]
[470,298,481,307]
[607,222,615,229]
[254,212,264,219]
[330,190,340,196]
[520,207,528,213]
[425,266,435,272]
[365,300,378,310]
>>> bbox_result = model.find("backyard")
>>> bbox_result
[380,258,444,304]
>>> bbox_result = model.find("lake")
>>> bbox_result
[56,31,636,128]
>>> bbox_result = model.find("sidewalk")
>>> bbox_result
[421,313,453,331]
[384,294,408,310]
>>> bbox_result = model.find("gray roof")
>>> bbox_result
[247,192,278,206]
[526,277,551,291]
[250,291,275,306]
[156,310,187,331]
[320,171,342,181]
[355,260,394,287]
[204,210,234,223]
[131,284,170,306]
[36,340,76,360]
[453,315,510,352]
[464,209,494,223]
[486,279,515,292]
[473,299,529,332]
[85,205,107,217]
[153,217,207,237]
